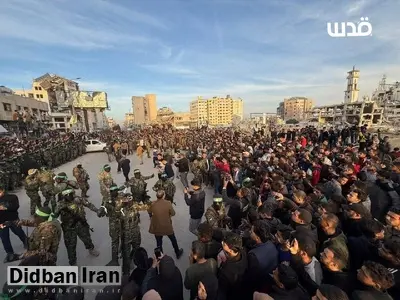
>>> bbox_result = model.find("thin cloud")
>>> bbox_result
[1,0,399,120]
[141,64,200,76]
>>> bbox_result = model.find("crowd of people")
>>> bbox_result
[0,124,400,300]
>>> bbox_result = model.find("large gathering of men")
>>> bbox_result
[0,124,400,300]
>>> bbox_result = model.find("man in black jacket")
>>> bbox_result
[0,185,27,262]
[176,153,190,188]
[184,179,205,235]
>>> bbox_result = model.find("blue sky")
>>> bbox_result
[1,0,399,122]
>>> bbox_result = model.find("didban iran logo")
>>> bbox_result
[327,17,372,37]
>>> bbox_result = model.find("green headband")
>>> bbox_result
[35,207,54,221]
[110,186,119,191]
[61,189,74,196]
[213,197,223,203]
[35,207,50,217]
[56,175,67,180]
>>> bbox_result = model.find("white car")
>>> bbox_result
[85,139,107,153]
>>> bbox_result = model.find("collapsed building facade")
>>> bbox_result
[153,107,191,129]
[34,73,109,131]
[307,68,399,128]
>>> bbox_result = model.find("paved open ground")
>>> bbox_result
[1,152,215,299]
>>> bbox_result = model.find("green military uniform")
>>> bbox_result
[126,169,154,203]
[54,173,79,202]
[72,163,90,197]
[152,173,176,202]
[53,189,99,265]
[38,168,56,211]
[15,207,61,265]
[24,169,41,215]
[99,184,150,274]
[205,196,229,229]
[98,164,114,198]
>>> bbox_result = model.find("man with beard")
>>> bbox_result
[218,231,248,300]
[319,246,356,295]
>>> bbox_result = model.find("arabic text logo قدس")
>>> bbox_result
[327,17,372,37]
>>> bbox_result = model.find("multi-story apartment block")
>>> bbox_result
[132,94,157,124]
[277,97,314,121]
[190,95,244,127]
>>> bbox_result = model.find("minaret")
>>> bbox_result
[344,66,360,103]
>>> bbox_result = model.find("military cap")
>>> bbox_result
[133,169,141,174]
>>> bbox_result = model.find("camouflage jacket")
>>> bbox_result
[127,175,153,195]
[98,171,114,195]
[103,194,150,227]
[73,167,89,184]
[205,205,227,229]
[38,170,55,188]
[54,180,79,195]
[191,162,202,176]
[152,180,176,199]
[25,176,40,192]
[54,196,98,226]
[16,219,61,263]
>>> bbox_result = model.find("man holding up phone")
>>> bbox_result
[184,179,206,235]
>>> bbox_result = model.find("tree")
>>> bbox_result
[286,119,299,124]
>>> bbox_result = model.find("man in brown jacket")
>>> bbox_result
[148,190,183,258]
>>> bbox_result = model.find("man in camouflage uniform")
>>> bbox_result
[24,169,41,215]
[98,164,114,199]
[53,189,100,266]
[152,173,176,203]
[191,158,203,185]
[54,172,79,201]
[205,195,231,229]
[126,169,154,220]
[8,206,61,265]
[126,169,154,203]
[38,167,56,212]
[72,163,90,198]
[98,184,150,274]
